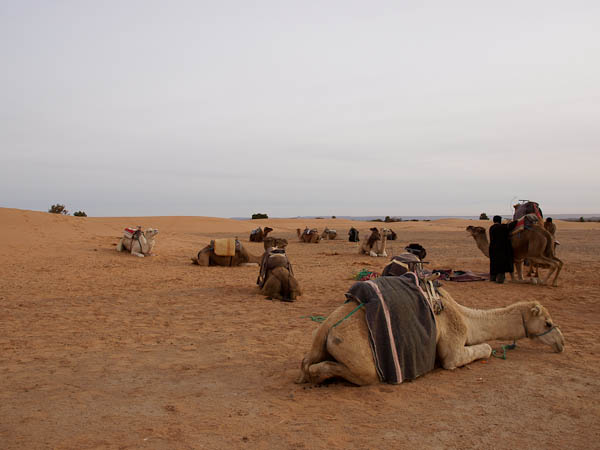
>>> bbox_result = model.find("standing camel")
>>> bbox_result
[296,287,564,386]
[466,225,563,286]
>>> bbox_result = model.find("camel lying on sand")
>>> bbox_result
[249,227,273,242]
[192,240,262,266]
[297,228,321,243]
[358,227,387,257]
[296,288,564,386]
[117,228,159,257]
[466,225,563,286]
[383,228,397,240]
[321,228,337,240]
[257,250,302,301]
[263,237,288,250]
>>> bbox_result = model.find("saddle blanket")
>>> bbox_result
[213,238,237,256]
[123,227,140,239]
[346,276,437,384]
[511,213,541,236]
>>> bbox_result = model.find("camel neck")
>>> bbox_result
[458,303,529,345]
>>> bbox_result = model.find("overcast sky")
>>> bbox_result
[1,1,598,217]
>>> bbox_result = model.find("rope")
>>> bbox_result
[301,315,327,323]
[332,302,365,328]
[491,340,517,360]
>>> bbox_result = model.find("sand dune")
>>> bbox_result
[1,207,599,449]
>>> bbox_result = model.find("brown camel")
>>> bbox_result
[191,240,263,266]
[263,236,288,250]
[257,251,302,301]
[321,227,337,240]
[466,225,563,286]
[297,228,321,243]
[249,226,273,242]
[358,227,387,257]
[296,289,564,386]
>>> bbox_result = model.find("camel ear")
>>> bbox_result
[531,304,542,316]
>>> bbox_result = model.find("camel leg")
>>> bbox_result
[307,361,375,386]
[550,258,563,287]
[116,239,124,252]
[515,261,525,281]
[439,343,492,370]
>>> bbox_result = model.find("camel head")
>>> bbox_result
[523,303,565,353]
[264,227,273,235]
[466,225,486,238]
[144,228,159,239]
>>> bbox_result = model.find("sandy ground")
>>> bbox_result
[1,208,599,449]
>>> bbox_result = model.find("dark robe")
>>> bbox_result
[489,223,513,276]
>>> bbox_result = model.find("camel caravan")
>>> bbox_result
[112,205,565,387]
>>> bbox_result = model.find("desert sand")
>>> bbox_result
[1,207,599,449]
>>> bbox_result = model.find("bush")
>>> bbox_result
[49,204,69,215]
[73,211,87,217]
[331,216,336,219]
[479,213,489,220]
[579,217,585,222]
[252,213,268,219]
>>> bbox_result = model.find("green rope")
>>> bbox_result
[301,315,327,323]
[332,302,365,328]
[491,340,517,360]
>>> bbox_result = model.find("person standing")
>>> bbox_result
[489,215,513,283]
[544,217,556,236]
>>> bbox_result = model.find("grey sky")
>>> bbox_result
[1,1,598,217]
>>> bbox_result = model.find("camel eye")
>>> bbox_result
[545,321,552,328]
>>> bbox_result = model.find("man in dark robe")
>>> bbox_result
[489,215,513,283]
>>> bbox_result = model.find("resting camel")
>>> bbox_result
[297,228,321,243]
[263,236,288,250]
[117,228,159,257]
[383,228,397,240]
[249,226,273,242]
[296,289,564,385]
[258,252,302,301]
[358,227,387,257]
[466,225,563,286]
[191,240,262,266]
[321,227,337,240]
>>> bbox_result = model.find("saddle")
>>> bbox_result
[382,253,422,277]
[210,238,239,256]
[250,228,261,236]
[257,248,293,288]
[123,227,142,240]
[303,228,318,236]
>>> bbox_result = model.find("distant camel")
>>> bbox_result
[192,239,262,266]
[466,225,563,286]
[297,228,321,243]
[321,227,337,240]
[117,227,159,257]
[263,236,288,250]
[383,228,397,240]
[249,226,273,242]
[359,227,387,257]
[296,288,564,385]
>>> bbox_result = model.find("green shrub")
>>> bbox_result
[49,204,69,215]
[73,211,87,217]
[252,213,268,219]
[479,213,489,220]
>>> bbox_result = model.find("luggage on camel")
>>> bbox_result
[404,243,426,260]
[512,201,544,235]
[381,253,422,277]
[210,238,239,256]
[348,227,360,242]
[345,275,440,383]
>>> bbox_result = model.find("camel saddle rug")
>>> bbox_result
[346,276,437,384]
[381,253,422,277]
[511,213,542,236]
[212,238,237,256]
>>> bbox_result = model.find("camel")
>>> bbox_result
[358,227,387,257]
[321,227,337,240]
[249,226,273,242]
[383,228,397,240]
[263,236,288,250]
[191,240,263,266]
[466,225,563,286]
[117,228,159,257]
[257,251,302,301]
[296,288,564,386]
[297,228,321,243]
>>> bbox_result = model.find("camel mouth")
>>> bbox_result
[554,342,564,353]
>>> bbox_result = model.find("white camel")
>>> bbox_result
[297,287,564,386]
[117,228,159,257]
